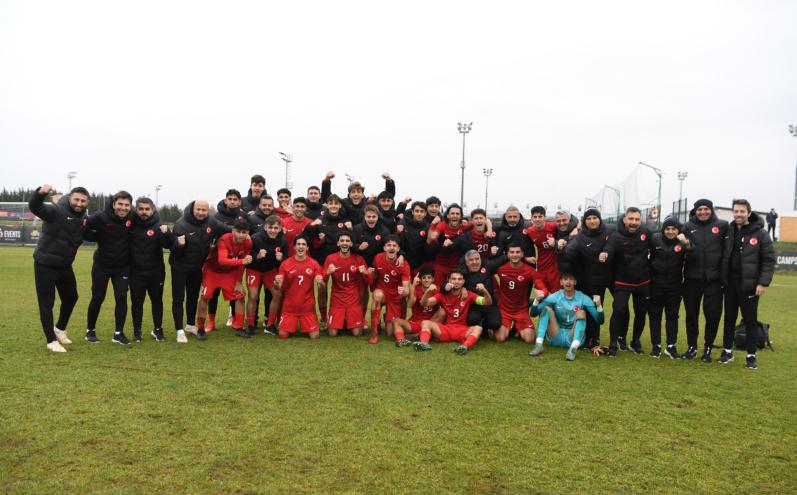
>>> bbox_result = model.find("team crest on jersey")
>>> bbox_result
[522,229,528,235]
[712,226,719,234]
[206,227,212,234]
[481,268,487,273]
[749,237,758,246]
[640,234,646,241]
[146,229,155,237]
[125,220,132,228]
[275,247,281,252]
[305,268,313,275]
[338,223,344,228]
[518,275,525,282]
[574,306,581,312]
[420,230,426,237]
[349,265,357,272]
[375,235,382,241]
[674,245,682,252]
[390,270,397,276]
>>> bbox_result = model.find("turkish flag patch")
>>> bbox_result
[750,237,758,246]
[125,220,132,228]
[712,226,719,234]
[674,245,682,252]
[420,231,426,237]
[338,223,344,228]
[375,235,382,241]
[640,234,646,241]
[206,227,212,234]
[146,229,155,237]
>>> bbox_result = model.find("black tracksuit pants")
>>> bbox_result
[171,267,202,330]
[467,304,502,331]
[130,270,165,331]
[648,286,681,347]
[610,284,649,345]
[34,262,79,343]
[682,279,723,348]
[581,286,607,345]
[86,264,130,333]
[723,278,760,354]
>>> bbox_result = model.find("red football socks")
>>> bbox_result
[196,316,206,330]
[232,313,244,329]
[420,330,431,343]
[463,335,478,349]
[394,329,405,341]
[245,314,254,327]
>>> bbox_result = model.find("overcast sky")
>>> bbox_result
[2,0,796,215]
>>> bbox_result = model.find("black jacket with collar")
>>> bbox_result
[29,188,89,268]
[721,213,776,292]
[86,201,133,269]
[683,209,729,283]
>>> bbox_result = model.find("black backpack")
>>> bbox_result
[734,321,774,351]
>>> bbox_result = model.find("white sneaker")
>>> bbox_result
[225,316,234,327]
[176,330,188,343]
[54,328,72,345]
[185,325,198,336]
[47,341,67,353]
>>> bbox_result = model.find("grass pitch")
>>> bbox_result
[1,246,795,494]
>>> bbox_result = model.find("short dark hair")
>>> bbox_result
[260,194,274,203]
[410,201,427,211]
[225,189,241,199]
[470,208,486,218]
[69,187,89,196]
[277,188,292,197]
[384,234,400,246]
[449,268,467,279]
[425,196,441,207]
[294,234,309,246]
[507,242,523,251]
[419,266,435,278]
[559,272,577,281]
[292,196,307,206]
[250,174,265,185]
[135,197,155,208]
[233,217,250,231]
[265,215,281,226]
[327,194,342,205]
[337,231,352,242]
[732,199,752,213]
[348,181,364,193]
[112,190,133,203]
[445,203,462,217]
[531,206,546,216]
[625,206,642,215]
[307,185,320,193]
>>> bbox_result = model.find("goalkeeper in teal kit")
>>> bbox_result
[528,272,604,361]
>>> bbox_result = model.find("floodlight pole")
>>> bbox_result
[279,152,293,190]
[67,171,77,191]
[155,185,162,207]
[790,125,797,210]
[457,122,472,207]
[677,171,688,201]
[483,168,493,215]
[639,161,664,214]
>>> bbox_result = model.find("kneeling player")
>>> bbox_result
[393,267,439,347]
[413,269,492,354]
[273,236,325,339]
[370,235,411,344]
[528,272,604,360]
[324,232,371,337]
[246,215,287,335]
[196,218,253,339]
[494,243,549,343]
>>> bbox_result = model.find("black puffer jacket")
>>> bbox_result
[650,231,689,291]
[604,218,652,287]
[131,211,167,276]
[86,201,133,268]
[29,188,89,268]
[352,222,390,265]
[305,201,325,220]
[241,189,266,214]
[249,231,288,273]
[564,221,615,294]
[399,218,433,270]
[342,198,366,225]
[721,213,776,292]
[457,254,508,298]
[496,215,533,256]
[169,202,227,272]
[554,214,579,274]
[248,208,273,232]
[683,210,728,282]
[214,199,242,228]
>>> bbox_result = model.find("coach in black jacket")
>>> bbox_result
[85,191,134,344]
[495,206,533,257]
[718,200,775,369]
[130,197,170,342]
[682,198,729,361]
[564,208,615,348]
[601,207,653,355]
[398,202,433,273]
[648,217,691,358]
[29,184,90,351]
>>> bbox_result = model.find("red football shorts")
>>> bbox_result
[500,309,534,331]
[278,312,320,334]
[435,323,470,343]
[327,304,365,329]
[408,319,424,335]
[246,268,277,289]
[202,269,244,301]
[380,290,405,321]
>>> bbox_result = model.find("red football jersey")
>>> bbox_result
[525,222,558,273]
[410,284,439,322]
[431,290,479,326]
[324,252,368,307]
[373,252,411,293]
[278,256,323,314]
[432,221,472,269]
[205,233,252,275]
[495,261,548,313]
[283,216,312,257]
[470,230,491,256]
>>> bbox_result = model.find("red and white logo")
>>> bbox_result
[305,268,313,275]
[146,229,155,237]
[206,227,212,234]
[481,268,487,273]
[640,234,647,241]
[82,218,88,226]
[375,235,382,241]
[674,245,682,252]
[349,265,357,272]
[338,223,344,228]
[750,237,758,246]
[522,229,528,235]
[518,275,525,282]
[390,270,397,276]
[275,247,281,253]
[574,306,581,312]
[712,226,719,234]
[125,220,132,228]
[420,230,426,237]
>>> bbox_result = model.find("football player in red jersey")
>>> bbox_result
[282,197,313,257]
[494,243,550,344]
[525,205,562,292]
[195,217,253,340]
[427,203,472,287]
[323,232,371,337]
[413,268,492,354]
[370,235,411,344]
[392,266,439,347]
[273,236,325,339]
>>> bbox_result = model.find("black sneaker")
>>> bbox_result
[85,330,99,343]
[617,337,630,352]
[681,346,697,360]
[607,345,618,357]
[235,328,250,339]
[583,338,595,350]
[150,328,165,342]
[700,346,712,363]
[718,350,734,364]
[745,355,757,370]
[650,345,661,358]
[630,340,644,354]
[664,345,680,359]
[133,329,143,342]
[196,328,207,341]
[112,332,131,345]
[246,326,256,337]
[264,324,277,336]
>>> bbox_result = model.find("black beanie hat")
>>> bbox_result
[662,216,682,231]
[693,198,713,210]
[582,208,602,224]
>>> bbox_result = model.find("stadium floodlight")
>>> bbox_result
[639,161,664,218]
[677,171,688,201]
[67,171,77,191]
[155,185,163,207]
[457,122,473,207]
[344,174,355,184]
[483,168,493,215]
[279,152,293,190]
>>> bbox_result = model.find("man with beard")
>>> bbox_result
[681,198,729,362]
[553,209,580,275]
[495,206,533,256]
[600,207,654,356]
[719,200,775,369]
[241,175,267,215]
[398,201,433,275]
[209,189,244,329]
[248,195,275,231]
[130,197,170,342]
[494,243,550,344]
[29,183,90,352]
[84,191,134,344]
[323,232,371,337]
[246,215,288,336]
[563,208,615,350]
[427,204,472,287]
[168,199,228,343]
